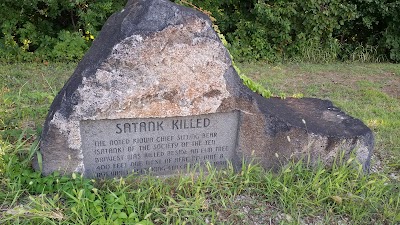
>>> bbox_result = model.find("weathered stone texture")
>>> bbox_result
[35,0,373,176]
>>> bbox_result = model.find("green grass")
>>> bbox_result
[1,62,400,224]
[0,63,76,142]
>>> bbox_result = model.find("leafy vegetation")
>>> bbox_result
[177,0,400,62]
[1,62,399,224]
[0,0,126,62]
[1,0,399,63]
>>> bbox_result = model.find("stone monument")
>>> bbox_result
[34,0,373,178]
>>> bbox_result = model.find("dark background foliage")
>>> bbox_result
[1,0,399,62]
[178,0,400,62]
[0,0,126,62]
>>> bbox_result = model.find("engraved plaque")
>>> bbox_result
[80,111,240,178]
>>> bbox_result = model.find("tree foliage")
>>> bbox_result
[178,0,400,62]
[1,0,399,62]
[0,0,126,62]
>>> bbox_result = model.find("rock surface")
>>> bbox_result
[35,0,373,176]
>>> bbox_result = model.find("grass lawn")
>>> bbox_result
[0,62,399,224]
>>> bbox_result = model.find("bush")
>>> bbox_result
[51,31,89,61]
[179,0,400,63]
[0,0,126,62]
[1,0,399,62]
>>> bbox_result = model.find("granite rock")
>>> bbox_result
[35,0,373,177]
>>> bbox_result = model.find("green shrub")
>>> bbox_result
[338,0,400,62]
[179,0,400,63]
[1,0,399,62]
[52,31,88,61]
[384,1,400,61]
[181,0,357,62]
[0,0,126,62]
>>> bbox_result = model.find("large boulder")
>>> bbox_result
[35,0,373,177]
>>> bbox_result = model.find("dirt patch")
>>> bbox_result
[381,73,400,99]
[242,63,400,99]
[212,194,287,225]
[211,193,353,225]
[289,71,399,99]
[326,71,400,99]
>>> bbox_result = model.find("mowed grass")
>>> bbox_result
[0,62,399,224]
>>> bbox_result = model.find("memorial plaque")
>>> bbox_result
[80,111,240,178]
